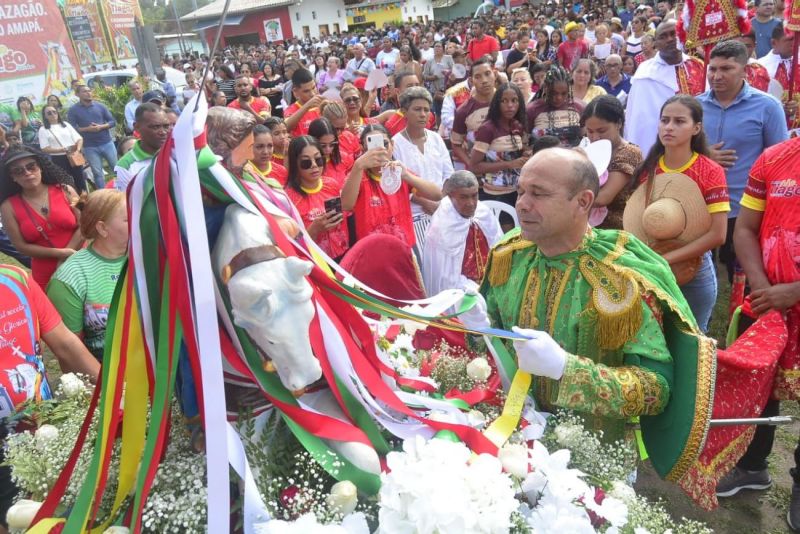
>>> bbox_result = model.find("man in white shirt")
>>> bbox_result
[124,80,143,133]
[345,44,376,81]
[422,171,503,296]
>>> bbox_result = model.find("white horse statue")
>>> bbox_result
[212,204,381,476]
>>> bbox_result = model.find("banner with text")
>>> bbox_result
[64,0,113,69]
[101,0,139,66]
[0,0,81,104]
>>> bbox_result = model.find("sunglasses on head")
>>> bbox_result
[299,156,325,170]
[9,161,39,178]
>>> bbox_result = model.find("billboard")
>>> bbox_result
[101,0,139,65]
[0,0,81,104]
[64,0,113,69]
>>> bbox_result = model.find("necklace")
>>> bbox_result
[23,191,49,216]
[402,129,427,144]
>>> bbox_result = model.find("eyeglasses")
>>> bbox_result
[343,96,360,104]
[299,156,325,170]
[9,161,39,178]
[45,110,59,115]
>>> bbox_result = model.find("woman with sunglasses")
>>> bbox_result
[38,105,86,193]
[308,117,353,186]
[340,83,378,137]
[0,147,82,287]
[284,136,349,260]
[341,124,442,248]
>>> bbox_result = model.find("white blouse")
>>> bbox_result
[38,123,82,155]
[392,130,454,218]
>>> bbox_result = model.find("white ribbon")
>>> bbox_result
[227,423,271,533]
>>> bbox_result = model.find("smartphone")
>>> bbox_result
[365,132,385,151]
[324,196,342,215]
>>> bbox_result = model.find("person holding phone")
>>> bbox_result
[284,136,350,261]
[341,124,443,248]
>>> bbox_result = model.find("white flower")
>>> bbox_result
[609,480,637,503]
[398,304,428,336]
[59,373,86,397]
[260,512,367,533]
[553,423,583,448]
[327,480,358,515]
[35,424,59,445]
[498,443,529,478]
[6,499,42,530]
[391,333,415,355]
[585,494,628,528]
[466,358,491,381]
[103,527,131,534]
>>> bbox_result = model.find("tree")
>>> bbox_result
[139,0,214,35]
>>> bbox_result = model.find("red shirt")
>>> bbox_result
[272,152,287,169]
[227,96,271,117]
[353,172,415,247]
[384,111,437,137]
[338,130,362,160]
[284,101,322,136]
[556,40,589,70]
[251,160,288,187]
[467,35,500,62]
[325,153,354,187]
[0,265,60,417]
[640,153,730,214]
[285,177,349,259]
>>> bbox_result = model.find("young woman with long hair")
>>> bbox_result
[283,135,349,260]
[308,117,353,186]
[247,124,288,187]
[527,65,585,147]
[631,95,728,331]
[264,116,290,168]
[38,105,86,192]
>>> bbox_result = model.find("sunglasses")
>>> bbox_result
[299,156,325,170]
[9,161,39,178]
[45,110,59,115]
[343,96,360,104]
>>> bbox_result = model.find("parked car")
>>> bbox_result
[86,67,188,108]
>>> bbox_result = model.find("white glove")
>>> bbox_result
[511,326,568,380]
[458,277,491,330]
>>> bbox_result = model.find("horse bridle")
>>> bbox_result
[220,244,286,284]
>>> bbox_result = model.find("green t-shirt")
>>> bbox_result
[47,246,125,360]
[114,140,155,190]
[0,103,15,131]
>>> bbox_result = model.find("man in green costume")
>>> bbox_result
[462,147,716,485]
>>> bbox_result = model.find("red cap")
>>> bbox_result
[354,77,367,90]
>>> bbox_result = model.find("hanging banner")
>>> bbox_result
[263,18,284,42]
[0,0,81,105]
[100,0,139,66]
[64,0,113,69]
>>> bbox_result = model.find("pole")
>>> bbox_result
[169,0,187,57]
[708,416,794,427]
[195,0,232,112]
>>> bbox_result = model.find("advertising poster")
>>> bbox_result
[0,0,81,105]
[64,0,113,70]
[263,18,284,42]
[101,0,139,66]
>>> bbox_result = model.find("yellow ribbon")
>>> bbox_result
[27,518,66,533]
[483,370,532,448]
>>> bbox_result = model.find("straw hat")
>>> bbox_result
[623,173,712,284]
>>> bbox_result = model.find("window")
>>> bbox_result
[303,25,310,37]
[353,15,366,22]
[312,11,317,19]
[333,23,340,33]
[319,24,329,35]
[337,10,341,17]
[295,11,300,20]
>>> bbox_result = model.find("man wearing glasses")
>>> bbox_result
[596,54,632,100]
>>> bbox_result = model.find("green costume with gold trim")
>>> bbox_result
[480,227,716,484]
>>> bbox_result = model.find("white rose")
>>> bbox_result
[609,480,637,503]
[466,357,491,381]
[35,424,59,445]
[59,373,85,397]
[103,528,131,534]
[498,443,529,478]
[326,480,358,515]
[6,499,42,530]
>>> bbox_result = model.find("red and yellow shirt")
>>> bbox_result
[286,177,349,259]
[284,102,322,137]
[647,152,730,214]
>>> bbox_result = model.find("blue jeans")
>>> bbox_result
[83,140,117,188]
[679,251,717,333]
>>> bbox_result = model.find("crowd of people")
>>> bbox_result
[2,0,800,530]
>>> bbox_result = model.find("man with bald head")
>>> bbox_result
[459,148,714,474]
[625,21,707,154]
[346,44,375,81]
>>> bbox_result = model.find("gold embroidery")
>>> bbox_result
[518,267,542,330]
[666,335,717,483]
[487,235,534,287]
[579,256,642,350]
[546,265,574,336]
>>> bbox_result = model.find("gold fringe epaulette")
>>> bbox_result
[487,234,534,287]
[579,255,642,350]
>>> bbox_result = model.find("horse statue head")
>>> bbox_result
[213,205,322,393]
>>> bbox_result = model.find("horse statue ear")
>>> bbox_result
[284,257,313,283]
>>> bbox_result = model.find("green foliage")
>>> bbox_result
[92,84,133,139]
[140,0,215,34]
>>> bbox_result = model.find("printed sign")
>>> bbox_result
[64,0,113,69]
[101,0,139,64]
[0,0,81,104]
[263,18,284,42]
[66,15,94,41]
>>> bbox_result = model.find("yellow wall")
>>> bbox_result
[346,5,402,28]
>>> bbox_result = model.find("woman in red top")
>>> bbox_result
[341,125,443,248]
[264,117,290,169]
[632,95,729,331]
[284,136,349,260]
[308,117,353,187]
[340,83,379,138]
[248,125,288,187]
[0,147,82,287]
